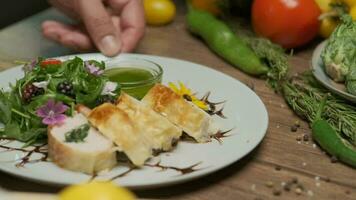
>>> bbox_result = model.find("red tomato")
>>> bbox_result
[40,59,62,67]
[252,0,321,49]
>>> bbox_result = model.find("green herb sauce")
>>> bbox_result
[104,68,160,99]
[65,124,90,143]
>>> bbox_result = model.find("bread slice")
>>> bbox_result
[142,84,215,143]
[116,93,182,152]
[48,113,117,174]
[79,103,152,166]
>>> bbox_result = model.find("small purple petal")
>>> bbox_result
[46,99,56,108]
[42,117,57,125]
[53,102,69,114]
[85,61,103,76]
[42,114,67,125]
[53,114,67,124]
[23,59,38,72]
[94,70,104,76]
[36,107,49,118]
[36,99,68,125]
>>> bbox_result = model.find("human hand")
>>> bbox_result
[42,0,145,56]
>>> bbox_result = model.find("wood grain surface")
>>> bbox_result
[0,1,355,200]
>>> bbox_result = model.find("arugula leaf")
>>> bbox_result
[0,90,12,124]
[21,128,47,146]
[4,122,22,139]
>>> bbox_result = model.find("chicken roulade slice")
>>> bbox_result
[48,113,117,174]
[116,93,182,152]
[78,103,153,166]
[142,84,217,143]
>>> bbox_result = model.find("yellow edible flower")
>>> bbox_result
[168,82,209,110]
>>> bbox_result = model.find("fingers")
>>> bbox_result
[107,0,130,14]
[112,0,145,52]
[48,0,80,20]
[42,20,94,51]
[77,0,121,56]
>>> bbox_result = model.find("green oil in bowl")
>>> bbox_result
[104,67,162,99]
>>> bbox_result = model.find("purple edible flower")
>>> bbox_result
[23,59,38,72]
[101,81,118,96]
[84,61,104,76]
[36,99,68,125]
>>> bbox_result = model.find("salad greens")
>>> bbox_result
[0,57,120,145]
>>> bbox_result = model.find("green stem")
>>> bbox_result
[11,108,31,119]
[315,95,328,122]
[13,60,28,65]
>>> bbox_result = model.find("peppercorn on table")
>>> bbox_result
[0,1,355,199]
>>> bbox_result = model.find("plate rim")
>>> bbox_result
[0,53,269,189]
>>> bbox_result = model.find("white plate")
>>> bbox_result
[0,53,268,189]
[312,41,356,103]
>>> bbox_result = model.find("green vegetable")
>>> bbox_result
[202,11,355,167]
[283,73,356,146]
[312,120,356,167]
[312,97,356,167]
[65,124,90,143]
[346,66,356,95]
[186,8,269,76]
[241,36,289,88]
[0,57,120,145]
[282,73,356,167]
[321,15,356,83]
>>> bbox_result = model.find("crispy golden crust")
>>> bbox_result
[89,103,130,125]
[75,104,91,117]
[88,103,152,166]
[116,93,182,151]
[144,84,181,112]
[142,84,213,143]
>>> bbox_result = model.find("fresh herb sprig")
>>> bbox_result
[282,73,356,146]
[241,36,289,89]
[65,124,90,143]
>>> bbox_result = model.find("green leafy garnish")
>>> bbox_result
[64,124,90,143]
[0,57,120,145]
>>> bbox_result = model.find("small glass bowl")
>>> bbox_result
[104,58,163,99]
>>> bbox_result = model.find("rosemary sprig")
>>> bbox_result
[283,73,356,146]
[242,36,289,89]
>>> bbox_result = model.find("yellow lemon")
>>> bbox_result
[144,0,176,26]
[59,181,136,200]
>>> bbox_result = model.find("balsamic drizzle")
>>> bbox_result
[109,167,136,181]
[211,128,234,144]
[200,92,227,118]
[0,142,48,167]
[144,161,202,175]
[90,161,202,182]
[88,173,98,182]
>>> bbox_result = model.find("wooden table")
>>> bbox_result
[0,2,355,200]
